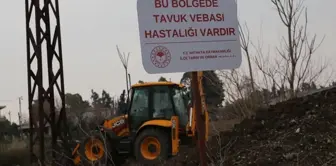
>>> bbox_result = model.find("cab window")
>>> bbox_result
[172,87,189,127]
[152,86,174,119]
[130,88,149,116]
[129,88,149,130]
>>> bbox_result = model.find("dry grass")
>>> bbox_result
[0,139,30,166]
[209,119,241,136]
[0,118,241,166]
[0,139,28,152]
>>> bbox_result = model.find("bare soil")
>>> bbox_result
[165,87,336,166]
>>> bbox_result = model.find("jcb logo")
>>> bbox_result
[112,119,125,128]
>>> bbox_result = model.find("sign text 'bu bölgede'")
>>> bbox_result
[137,0,242,74]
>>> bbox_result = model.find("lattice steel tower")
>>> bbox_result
[25,0,70,165]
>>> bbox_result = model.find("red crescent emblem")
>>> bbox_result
[150,46,171,68]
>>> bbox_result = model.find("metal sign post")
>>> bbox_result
[191,71,207,166]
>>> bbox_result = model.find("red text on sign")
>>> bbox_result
[153,14,188,23]
[180,53,235,61]
[184,49,232,55]
[179,55,218,60]
[145,28,198,38]
[172,0,218,8]
[189,13,224,22]
[144,27,236,38]
[199,28,235,36]
[153,13,224,23]
[154,0,219,8]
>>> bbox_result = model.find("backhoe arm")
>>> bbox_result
[198,71,209,141]
[186,71,209,141]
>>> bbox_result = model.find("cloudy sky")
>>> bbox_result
[0,0,335,123]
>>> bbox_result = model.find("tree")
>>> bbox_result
[90,90,100,108]
[180,71,225,107]
[239,22,255,93]
[300,81,317,92]
[310,82,317,90]
[0,118,19,139]
[116,45,131,91]
[203,71,225,107]
[239,76,255,98]
[65,93,90,110]
[90,89,115,109]
[138,80,144,83]
[271,0,326,97]
[65,93,90,128]
[332,81,336,87]
[30,100,51,129]
[158,76,168,82]
[117,90,127,115]
[101,90,113,109]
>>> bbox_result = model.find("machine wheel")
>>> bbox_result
[79,132,112,166]
[134,129,170,164]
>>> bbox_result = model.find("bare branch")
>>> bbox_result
[239,21,255,92]
[270,0,328,97]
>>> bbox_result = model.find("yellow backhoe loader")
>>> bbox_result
[71,73,209,165]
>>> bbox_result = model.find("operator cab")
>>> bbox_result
[126,82,189,132]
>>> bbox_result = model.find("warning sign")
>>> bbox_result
[137,0,242,74]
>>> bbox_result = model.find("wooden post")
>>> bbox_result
[191,71,207,166]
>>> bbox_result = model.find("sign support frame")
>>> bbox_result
[191,71,207,166]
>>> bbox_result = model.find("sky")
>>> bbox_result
[0,0,335,123]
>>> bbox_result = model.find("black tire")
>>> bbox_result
[79,131,112,166]
[134,128,170,164]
